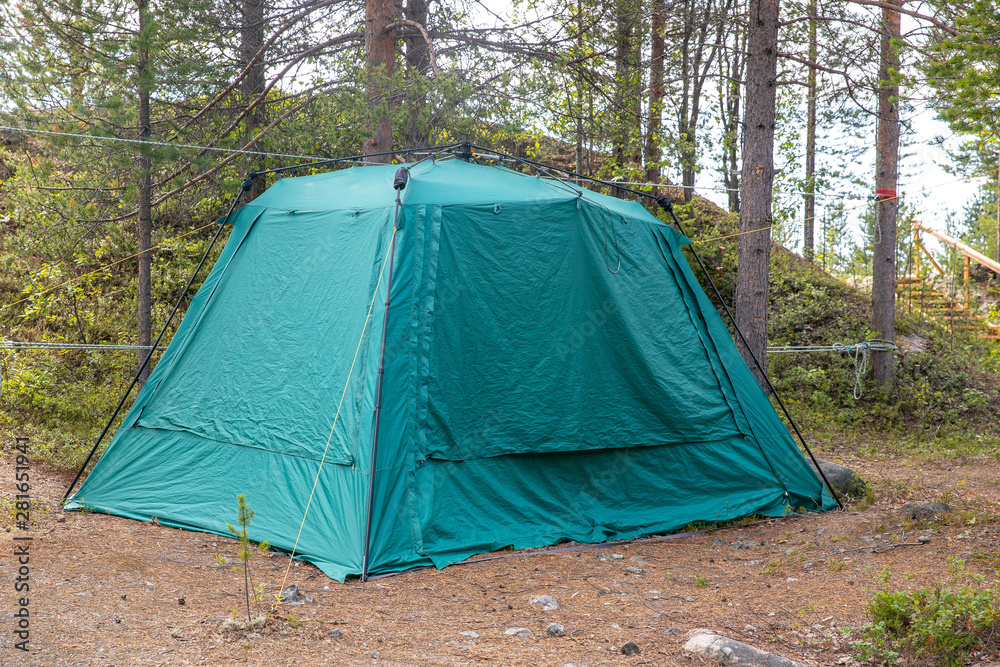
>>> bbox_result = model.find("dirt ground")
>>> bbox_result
[2,444,999,667]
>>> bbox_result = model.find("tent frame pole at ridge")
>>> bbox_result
[361,167,410,582]
[62,175,257,503]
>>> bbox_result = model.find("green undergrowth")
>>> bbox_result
[665,197,1000,461]
[853,560,1000,666]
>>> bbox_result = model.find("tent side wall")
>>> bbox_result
[68,202,400,580]
[365,194,832,574]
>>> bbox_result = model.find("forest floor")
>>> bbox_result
[1,444,999,667]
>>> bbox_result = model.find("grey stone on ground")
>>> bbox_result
[546,623,565,637]
[917,535,931,544]
[684,633,806,666]
[665,626,682,635]
[899,503,951,521]
[621,640,640,655]
[809,459,867,498]
[729,540,750,551]
[327,628,342,638]
[712,536,728,547]
[505,627,533,637]
[528,594,559,610]
[280,584,305,605]
[459,631,479,638]
[624,566,648,575]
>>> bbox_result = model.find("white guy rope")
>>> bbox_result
[1,341,167,351]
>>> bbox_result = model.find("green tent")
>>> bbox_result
[67,158,834,581]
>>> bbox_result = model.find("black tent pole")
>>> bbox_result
[361,167,409,582]
[655,199,843,510]
[62,175,255,503]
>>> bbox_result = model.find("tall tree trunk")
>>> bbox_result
[240,0,267,199]
[575,0,584,176]
[402,0,430,148]
[721,20,743,214]
[995,153,999,261]
[612,0,641,196]
[676,0,718,204]
[645,0,665,188]
[803,0,817,261]
[136,0,152,386]
[365,0,395,163]
[735,0,779,389]
[872,0,900,387]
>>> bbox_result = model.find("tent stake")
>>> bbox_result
[62,175,255,503]
[361,167,409,582]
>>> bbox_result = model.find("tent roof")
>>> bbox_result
[251,159,687,243]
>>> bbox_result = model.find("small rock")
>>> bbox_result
[546,623,565,637]
[917,535,931,544]
[666,626,682,635]
[629,556,648,564]
[279,584,306,605]
[327,628,342,638]
[729,540,749,551]
[170,628,183,639]
[898,502,951,521]
[56,515,66,523]
[624,566,648,575]
[372,650,379,659]
[505,627,533,637]
[744,624,757,633]
[816,526,827,536]
[621,640,640,655]
[460,630,479,638]
[685,633,806,667]
[786,578,799,583]
[611,554,624,560]
[528,594,559,610]
[712,536,728,547]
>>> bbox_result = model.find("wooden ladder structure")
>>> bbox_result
[899,222,1000,343]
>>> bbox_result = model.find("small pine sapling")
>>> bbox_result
[227,494,270,623]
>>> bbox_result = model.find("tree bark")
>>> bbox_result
[644,0,665,188]
[401,0,430,148]
[240,0,267,199]
[365,0,396,163]
[735,0,779,389]
[720,0,742,214]
[872,0,900,387]
[575,0,585,176]
[136,0,152,386]
[612,0,641,196]
[803,0,817,261]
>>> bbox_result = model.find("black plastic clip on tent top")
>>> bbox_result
[62,174,257,503]
[654,196,843,511]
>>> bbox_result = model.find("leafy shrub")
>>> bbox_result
[852,560,1000,666]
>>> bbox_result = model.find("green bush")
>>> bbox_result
[852,560,1000,666]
